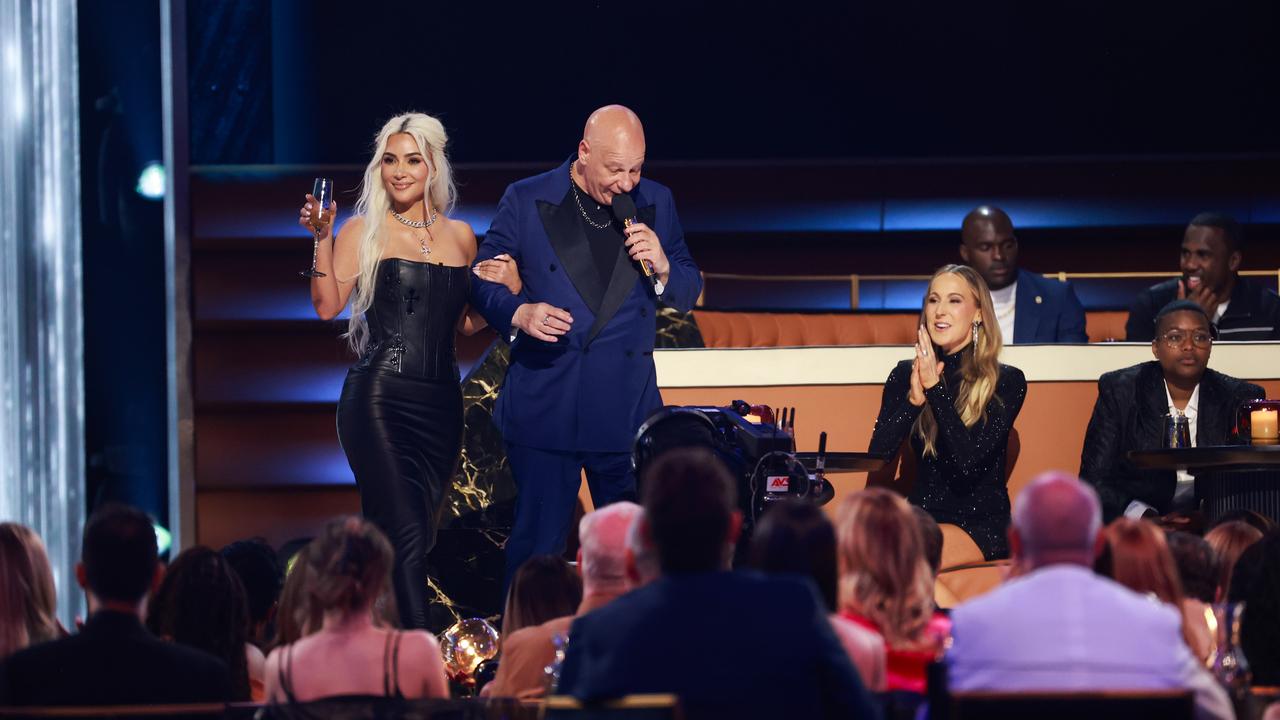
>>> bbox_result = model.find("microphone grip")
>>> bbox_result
[623,217,658,280]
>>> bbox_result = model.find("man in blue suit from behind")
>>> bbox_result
[471,105,701,587]
[960,206,1088,343]
[558,447,879,719]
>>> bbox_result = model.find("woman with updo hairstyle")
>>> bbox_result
[296,112,522,629]
[0,523,62,660]
[869,264,1027,560]
[835,488,948,693]
[263,516,448,703]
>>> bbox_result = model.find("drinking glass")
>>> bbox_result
[299,177,333,278]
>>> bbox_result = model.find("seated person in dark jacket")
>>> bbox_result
[960,206,1088,343]
[557,447,878,720]
[1082,300,1265,521]
[0,504,230,706]
[1126,211,1280,341]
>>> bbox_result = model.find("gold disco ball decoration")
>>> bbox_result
[440,618,501,681]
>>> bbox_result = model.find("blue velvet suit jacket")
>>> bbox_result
[1012,269,1088,343]
[471,159,701,452]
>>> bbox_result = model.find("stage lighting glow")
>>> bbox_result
[136,162,166,200]
[154,523,172,555]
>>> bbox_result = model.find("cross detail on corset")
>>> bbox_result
[403,288,420,316]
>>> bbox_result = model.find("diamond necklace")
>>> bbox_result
[570,164,611,229]
[391,208,439,256]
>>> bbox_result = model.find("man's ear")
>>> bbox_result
[1092,531,1107,561]
[1007,526,1021,562]
[576,548,583,573]
[1151,339,1160,359]
[959,243,971,263]
[75,562,88,590]
[577,138,591,164]
[1228,250,1242,273]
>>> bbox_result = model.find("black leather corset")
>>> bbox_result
[355,258,470,381]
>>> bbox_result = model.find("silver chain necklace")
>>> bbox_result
[570,165,611,229]
[391,209,439,256]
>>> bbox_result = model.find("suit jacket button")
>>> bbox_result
[583,347,589,354]
[550,263,557,272]
[625,350,634,358]
[640,308,647,317]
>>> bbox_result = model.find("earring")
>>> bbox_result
[972,321,981,345]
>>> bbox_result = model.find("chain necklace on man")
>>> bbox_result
[570,164,611,229]
[392,208,440,256]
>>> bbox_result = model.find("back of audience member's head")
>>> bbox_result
[1206,520,1263,600]
[80,503,159,605]
[307,517,395,618]
[1213,509,1275,535]
[221,538,282,644]
[640,446,739,575]
[146,546,251,701]
[0,524,61,659]
[912,506,944,579]
[748,500,839,612]
[1102,519,1185,606]
[625,508,660,587]
[1166,531,1219,604]
[578,502,642,597]
[1230,533,1280,685]
[502,555,582,636]
[271,541,321,650]
[1010,471,1102,569]
[836,488,933,647]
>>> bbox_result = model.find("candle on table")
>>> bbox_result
[1252,408,1279,441]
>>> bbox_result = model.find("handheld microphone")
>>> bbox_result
[610,193,664,295]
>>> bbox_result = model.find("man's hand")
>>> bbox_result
[1177,278,1225,316]
[512,302,572,342]
[622,222,670,277]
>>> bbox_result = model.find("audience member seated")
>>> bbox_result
[959,206,1087,343]
[1227,532,1280,687]
[947,472,1232,720]
[1126,212,1280,341]
[1205,520,1262,602]
[748,499,887,692]
[270,541,320,650]
[486,502,645,700]
[263,516,448,703]
[501,555,582,638]
[558,447,877,720]
[1166,531,1221,663]
[1081,300,1265,521]
[0,504,231,706]
[869,264,1027,559]
[222,539,283,699]
[1100,519,1211,663]
[912,506,944,579]
[836,488,949,694]
[146,546,254,701]
[0,523,63,661]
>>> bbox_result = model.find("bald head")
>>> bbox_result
[575,105,646,206]
[1011,471,1103,569]
[959,205,1019,290]
[578,501,643,594]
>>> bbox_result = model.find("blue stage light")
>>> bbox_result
[135,162,165,200]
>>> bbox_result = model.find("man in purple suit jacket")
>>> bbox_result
[470,106,701,588]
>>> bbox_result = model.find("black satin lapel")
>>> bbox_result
[584,203,653,345]
[538,199,605,313]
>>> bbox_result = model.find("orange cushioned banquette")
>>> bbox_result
[692,310,1132,346]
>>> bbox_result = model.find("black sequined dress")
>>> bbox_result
[868,350,1027,559]
[337,258,470,629]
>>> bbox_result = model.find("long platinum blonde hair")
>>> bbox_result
[346,112,457,355]
[913,264,1004,457]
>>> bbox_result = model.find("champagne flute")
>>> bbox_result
[300,177,333,278]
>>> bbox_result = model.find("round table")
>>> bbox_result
[1127,445,1280,521]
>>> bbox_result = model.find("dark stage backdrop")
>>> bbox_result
[187,0,1280,165]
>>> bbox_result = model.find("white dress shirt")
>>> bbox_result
[990,281,1017,344]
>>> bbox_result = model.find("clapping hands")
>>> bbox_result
[908,325,944,407]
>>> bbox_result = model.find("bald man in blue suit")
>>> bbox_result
[470,106,701,589]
